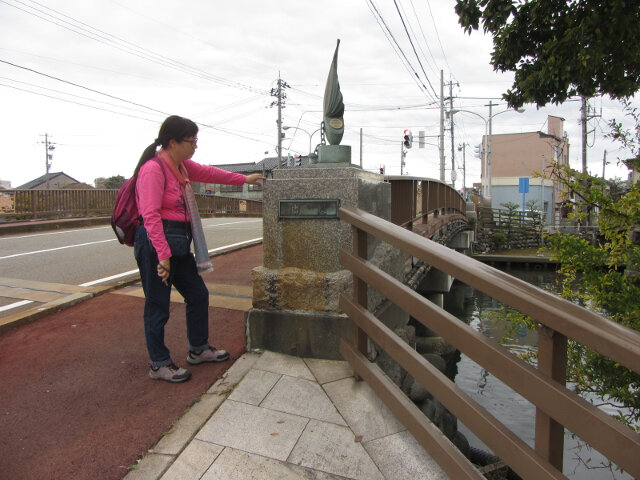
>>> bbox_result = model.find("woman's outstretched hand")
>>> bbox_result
[245,173,266,185]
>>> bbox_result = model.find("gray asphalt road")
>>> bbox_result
[0,217,263,288]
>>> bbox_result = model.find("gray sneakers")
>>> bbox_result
[187,347,230,365]
[148,349,228,382]
[149,363,191,383]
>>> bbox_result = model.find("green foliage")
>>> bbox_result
[455,0,640,107]
[495,163,640,428]
[491,231,507,249]
[500,201,519,212]
[102,175,126,190]
[525,200,539,212]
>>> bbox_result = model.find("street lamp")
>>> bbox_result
[283,126,322,155]
[449,104,524,201]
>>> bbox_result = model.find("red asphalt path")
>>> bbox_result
[0,245,262,480]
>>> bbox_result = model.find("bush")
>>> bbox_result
[492,232,507,250]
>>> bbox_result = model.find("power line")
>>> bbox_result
[424,0,451,74]
[406,0,441,79]
[365,0,437,102]
[0,64,274,146]
[0,81,161,122]
[1,58,274,145]
[289,85,440,111]
[0,75,163,115]
[1,59,169,115]
[392,0,438,98]
[1,0,269,95]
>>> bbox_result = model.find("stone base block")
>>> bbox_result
[316,144,352,164]
[246,309,353,360]
[252,266,352,312]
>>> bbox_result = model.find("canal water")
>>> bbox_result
[443,265,633,480]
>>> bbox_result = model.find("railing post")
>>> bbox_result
[535,325,567,470]
[30,191,36,219]
[353,226,368,376]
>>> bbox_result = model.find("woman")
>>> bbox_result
[134,115,265,383]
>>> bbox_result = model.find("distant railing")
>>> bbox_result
[476,206,545,249]
[0,189,262,220]
[386,177,466,229]
[0,189,117,219]
[339,205,640,480]
[194,194,262,216]
[478,206,543,226]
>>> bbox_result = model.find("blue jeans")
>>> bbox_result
[134,225,210,367]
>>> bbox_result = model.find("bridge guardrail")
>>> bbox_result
[338,205,640,480]
[0,189,262,220]
[387,178,466,229]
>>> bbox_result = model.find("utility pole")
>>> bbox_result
[360,128,363,168]
[580,96,601,175]
[439,70,445,182]
[579,97,601,227]
[541,154,545,219]
[277,78,282,167]
[270,75,289,168]
[602,149,607,178]
[487,100,494,199]
[581,96,588,174]
[448,79,458,188]
[400,141,405,175]
[458,143,467,194]
[39,134,56,189]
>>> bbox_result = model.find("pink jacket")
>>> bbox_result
[136,154,246,260]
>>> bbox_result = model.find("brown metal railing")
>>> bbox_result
[338,205,640,480]
[0,189,262,220]
[387,177,466,229]
[194,194,262,216]
[0,189,117,219]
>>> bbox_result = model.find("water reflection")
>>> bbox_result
[446,265,632,480]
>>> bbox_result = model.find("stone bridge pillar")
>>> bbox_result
[247,166,394,359]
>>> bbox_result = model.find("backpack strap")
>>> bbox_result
[152,156,168,193]
[134,156,167,223]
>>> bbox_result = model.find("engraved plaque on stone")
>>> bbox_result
[278,199,340,219]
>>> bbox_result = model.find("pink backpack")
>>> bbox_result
[111,157,164,246]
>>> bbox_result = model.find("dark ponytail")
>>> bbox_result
[133,138,161,177]
[132,116,198,178]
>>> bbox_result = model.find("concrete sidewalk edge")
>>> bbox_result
[122,351,264,479]
[0,216,112,235]
[0,239,263,335]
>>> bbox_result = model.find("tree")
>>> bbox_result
[545,164,640,427]
[498,162,640,433]
[102,175,126,190]
[455,0,640,431]
[455,0,640,107]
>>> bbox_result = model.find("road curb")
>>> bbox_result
[0,239,263,335]
[0,217,112,236]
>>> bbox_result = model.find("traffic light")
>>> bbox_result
[403,129,413,148]
[379,164,385,175]
[474,144,482,158]
[295,155,302,167]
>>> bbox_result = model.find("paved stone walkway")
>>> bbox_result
[126,351,449,480]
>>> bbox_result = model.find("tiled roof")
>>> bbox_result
[212,156,312,173]
[17,172,81,190]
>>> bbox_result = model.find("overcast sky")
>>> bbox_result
[1,0,637,189]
